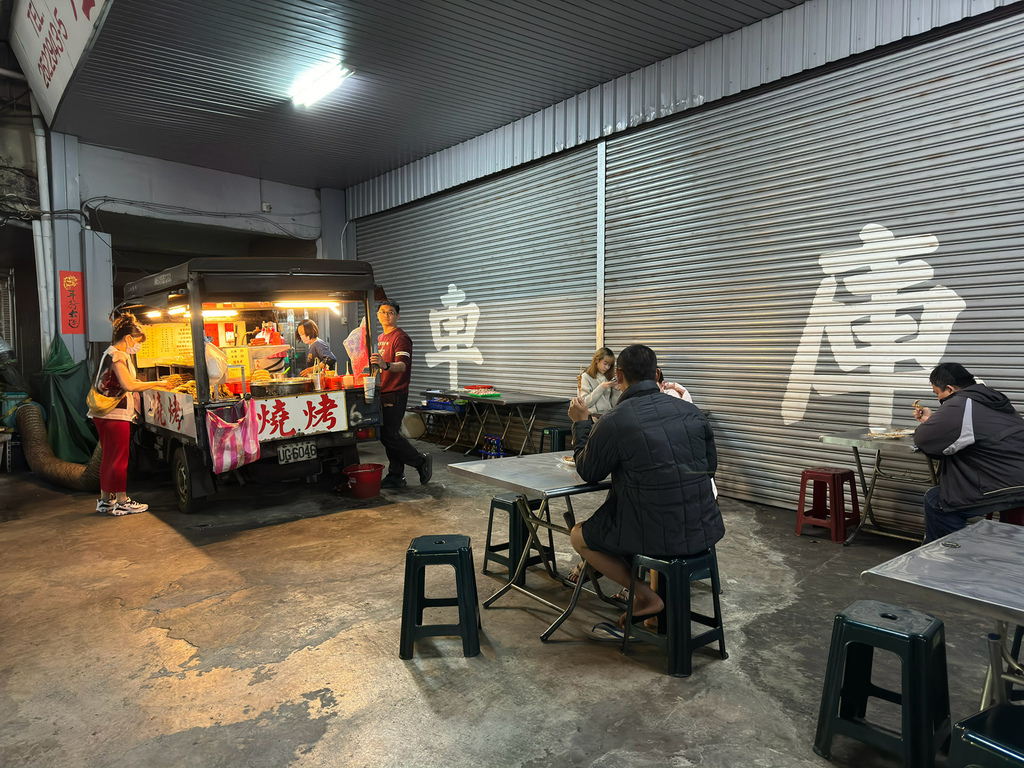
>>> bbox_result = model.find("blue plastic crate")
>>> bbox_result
[426,398,467,415]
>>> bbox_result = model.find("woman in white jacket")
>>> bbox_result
[578,347,620,417]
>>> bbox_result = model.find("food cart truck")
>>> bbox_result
[121,258,382,512]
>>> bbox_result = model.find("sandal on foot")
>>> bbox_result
[610,588,630,603]
[566,561,588,584]
[567,561,603,585]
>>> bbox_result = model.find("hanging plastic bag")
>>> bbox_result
[206,342,229,386]
[205,398,260,474]
[342,318,370,376]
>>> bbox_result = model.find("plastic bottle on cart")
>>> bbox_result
[364,372,377,403]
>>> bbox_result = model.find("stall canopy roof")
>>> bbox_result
[122,258,378,308]
[50,0,802,192]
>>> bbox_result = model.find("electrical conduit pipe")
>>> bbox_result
[31,95,55,353]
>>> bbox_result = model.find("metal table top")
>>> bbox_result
[447,452,609,500]
[861,520,1024,627]
[424,389,568,407]
[820,427,921,454]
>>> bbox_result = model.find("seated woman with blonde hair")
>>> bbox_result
[577,347,620,417]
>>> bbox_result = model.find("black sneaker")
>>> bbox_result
[380,474,407,489]
[417,453,433,485]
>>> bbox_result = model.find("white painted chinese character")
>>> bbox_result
[782,224,966,426]
[426,284,483,389]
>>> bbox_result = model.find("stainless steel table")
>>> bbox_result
[820,428,937,545]
[424,389,568,456]
[862,519,1024,706]
[448,452,616,640]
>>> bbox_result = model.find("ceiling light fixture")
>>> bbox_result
[289,55,353,107]
[275,300,341,315]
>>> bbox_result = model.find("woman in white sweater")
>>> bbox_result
[578,347,620,416]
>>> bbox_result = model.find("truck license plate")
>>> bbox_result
[278,441,317,464]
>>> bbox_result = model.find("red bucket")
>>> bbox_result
[343,463,385,499]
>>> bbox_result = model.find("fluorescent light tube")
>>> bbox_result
[290,55,353,107]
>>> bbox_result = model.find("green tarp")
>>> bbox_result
[30,336,97,464]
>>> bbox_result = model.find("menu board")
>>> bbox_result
[137,323,194,368]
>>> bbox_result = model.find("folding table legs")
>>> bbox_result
[463,401,490,456]
[493,404,543,456]
[483,496,565,613]
[442,408,472,452]
[844,447,929,546]
[482,494,623,641]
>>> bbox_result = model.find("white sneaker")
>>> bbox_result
[110,497,149,516]
[96,497,115,513]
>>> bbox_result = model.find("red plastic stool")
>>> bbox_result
[795,467,860,542]
[996,506,1024,526]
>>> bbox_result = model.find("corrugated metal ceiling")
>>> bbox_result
[53,0,802,190]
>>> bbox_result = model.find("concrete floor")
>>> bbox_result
[0,439,998,767]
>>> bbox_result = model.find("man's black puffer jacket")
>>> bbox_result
[572,380,724,558]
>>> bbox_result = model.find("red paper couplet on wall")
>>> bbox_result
[60,270,85,335]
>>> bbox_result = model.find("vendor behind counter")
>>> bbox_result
[297,319,337,376]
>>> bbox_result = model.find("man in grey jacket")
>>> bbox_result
[914,362,1024,542]
[568,344,724,626]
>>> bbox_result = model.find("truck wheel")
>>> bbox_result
[171,446,198,514]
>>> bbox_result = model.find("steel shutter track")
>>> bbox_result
[603,14,1024,534]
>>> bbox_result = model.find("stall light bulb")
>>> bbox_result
[145,311,162,318]
[274,301,341,315]
[201,309,238,318]
[168,306,187,315]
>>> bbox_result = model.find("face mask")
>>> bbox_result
[127,339,142,355]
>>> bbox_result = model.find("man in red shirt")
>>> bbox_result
[369,300,432,488]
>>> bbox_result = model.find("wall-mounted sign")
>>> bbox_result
[10,0,110,124]
[59,269,84,335]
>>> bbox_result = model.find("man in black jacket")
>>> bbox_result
[914,362,1024,542]
[568,344,724,625]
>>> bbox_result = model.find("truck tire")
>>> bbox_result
[172,446,199,514]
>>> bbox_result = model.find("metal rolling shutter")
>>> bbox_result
[603,13,1024,533]
[355,148,599,448]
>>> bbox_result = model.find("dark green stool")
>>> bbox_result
[814,600,951,767]
[620,548,727,677]
[399,535,480,659]
[539,426,572,453]
[482,493,556,586]
[948,704,1024,767]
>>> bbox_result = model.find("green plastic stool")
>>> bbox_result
[814,600,951,767]
[539,426,572,453]
[620,548,727,677]
[399,535,481,659]
[948,704,1024,767]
